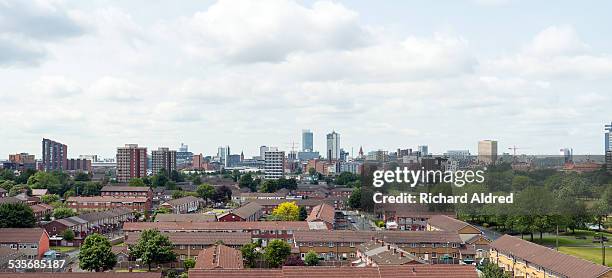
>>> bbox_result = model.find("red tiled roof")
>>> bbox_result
[101,186,151,192]
[0,273,161,278]
[188,265,478,278]
[194,245,243,269]
[293,230,462,244]
[227,202,263,219]
[67,196,148,203]
[427,215,476,232]
[164,196,202,206]
[0,228,47,243]
[490,235,611,278]
[305,203,335,225]
[123,221,319,232]
[125,231,251,246]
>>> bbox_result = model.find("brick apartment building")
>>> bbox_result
[116,144,147,182]
[218,202,264,222]
[160,196,202,214]
[66,196,150,212]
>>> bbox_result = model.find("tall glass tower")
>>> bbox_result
[302,129,313,152]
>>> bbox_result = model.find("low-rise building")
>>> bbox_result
[354,239,426,266]
[0,228,50,259]
[160,196,202,213]
[306,203,335,229]
[426,215,490,259]
[490,235,611,278]
[155,213,217,222]
[218,202,264,222]
[66,196,150,212]
[123,221,328,246]
[293,230,464,263]
[125,231,251,262]
[189,265,479,278]
[193,244,244,269]
[44,208,133,244]
[30,203,53,221]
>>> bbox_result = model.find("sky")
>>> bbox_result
[1,0,612,159]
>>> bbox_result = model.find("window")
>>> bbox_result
[180,255,185,260]
[350,253,355,258]
[180,245,185,250]
[349,242,355,247]
[31,245,37,249]
[328,242,334,247]
[431,252,437,258]
[308,242,313,247]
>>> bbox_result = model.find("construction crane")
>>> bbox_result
[508,145,529,156]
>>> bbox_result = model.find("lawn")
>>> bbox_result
[50,246,78,252]
[558,247,612,267]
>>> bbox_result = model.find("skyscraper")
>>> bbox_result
[477,140,498,165]
[42,138,67,172]
[218,146,230,167]
[560,148,573,163]
[302,129,314,152]
[152,147,177,175]
[264,147,285,180]
[605,122,612,153]
[176,143,193,169]
[418,145,429,156]
[116,144,147,182]
[326,131,340,161]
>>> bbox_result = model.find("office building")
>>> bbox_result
[326,131,340,161]
[152,147,177,175]
[6,153,36,171]
[218,146,230,167]
[259,146,269,160]
[477,140,498,165]
[302,129,313,152]
[66,158,92,173]
[176,143,193,169]
[116,144,147,182]
[560,148,573,163]
[264,147,285,180]
[418,145,428,156]
[41,138,67,172]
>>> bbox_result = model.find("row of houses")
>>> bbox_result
[44,207,134,245]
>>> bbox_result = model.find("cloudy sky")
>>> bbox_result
[1,0,612,159]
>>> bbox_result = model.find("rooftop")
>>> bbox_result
[0,228,47,243]
[101,185,151,192]
[305,203,335,225]
[490,235,610,278]
[125,231,251,246]
[194,244,244,269]
[123,221,326,232]
[155,213,217,222]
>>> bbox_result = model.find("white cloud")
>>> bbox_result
[169,0,369,63]
[88,77,146,102]
[31,75,81,98]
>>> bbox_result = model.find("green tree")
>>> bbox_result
[0,169,16,181]
[53,207,76,219]
[264,239,291,268]
[172,190,185,199]
[480,262,510,278]
[259,180,278,193]
[128,178,146,187]
[9,184,31,196]
[170,170,184,182]
[304,250,319,266]
[239,173,256,192]
[335,172,359,186]
[82,182,102,196]
[40,194,60,204]
[241,243,259,268]
[183,257,196,270]
[74,172,91,182]
[0,180,15,191]
[15,169,36,184]
[62,229,75,241]
[152,171,169,188]
[348,187,361,209]
[129,229,176,271]
[196,184,215,204]
[298,206,308,221]
[0,203,35,228]
[79,233,117,272]
[211,186,232,203]
[308,168,317,176]
[271,202,299,221]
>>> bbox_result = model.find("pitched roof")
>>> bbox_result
[306,203,335,225]
[67,196,148,203]
[188,265,478,278]
[0,197,24,204]
[155,213,217,222]
[427,215,478,233]
[30,203,53,213]
[0,228,47,243]
[225,202,263,219]
[164,195,202,206]
[123,221,324,232]
[250,198,331,207]
[490,235,611,278]
[31,189,49,196]
[125,231,251,246]
[194,244,244,269]
[101,185,151,192]
[0,273,161,278]
[293,230,462,244]
[357,241,425,265]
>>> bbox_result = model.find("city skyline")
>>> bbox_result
[2,0,612,158]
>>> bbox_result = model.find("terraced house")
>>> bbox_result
[0,228,50,259]
[292,230,465,263]
[489,235,611,278]
[125,231,251,263]
[160,196,202,213]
